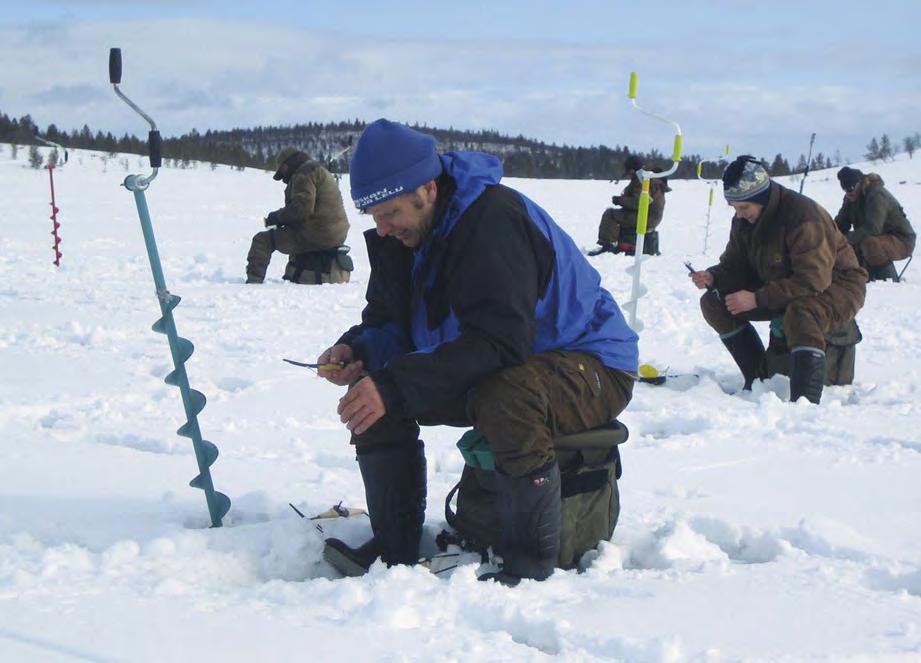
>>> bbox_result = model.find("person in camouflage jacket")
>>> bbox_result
[245,147,350,284]
[688,156,867,404]
[834,167,915,281]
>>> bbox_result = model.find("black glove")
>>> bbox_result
[611,195,623,206]
[264,211,281,228]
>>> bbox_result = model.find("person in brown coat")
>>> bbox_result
[688,156,867,404]
[834,167,915,282]
[589,154,669,255]
[245,147,351,284]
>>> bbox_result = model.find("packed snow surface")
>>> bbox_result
[1,145,920,662]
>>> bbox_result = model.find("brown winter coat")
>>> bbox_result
[274,159,349,249]
[834,173,916,251]
[615,173,669,229]
[708,183,867,315]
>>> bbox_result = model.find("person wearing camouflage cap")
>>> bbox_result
[588,154,670,256]
[833,166,915,282]
[687,155,868,404]
[245,147,351,284]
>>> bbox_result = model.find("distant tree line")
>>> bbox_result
[1,109,917,179]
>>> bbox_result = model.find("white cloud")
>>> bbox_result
[1,17,918,162]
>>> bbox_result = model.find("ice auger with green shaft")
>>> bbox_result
[108,47,231,527]
[623,72,682,331]
[696,144,730,255]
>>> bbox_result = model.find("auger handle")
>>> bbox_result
[109,48,122,84]
[109,47,160,185]
[627,71,682,181]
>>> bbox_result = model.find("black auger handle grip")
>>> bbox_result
[109,48,122,85]
[149,131,162,168]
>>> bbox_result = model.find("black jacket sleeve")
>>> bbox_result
[336,230,414,365]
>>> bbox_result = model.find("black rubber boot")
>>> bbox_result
[721,323,766,390]
[323,442,427,576]
[322,537,382,577]
[480,463,561,586]
[868,261,899,282]
[789,347,826,404]
[587,243,616,256]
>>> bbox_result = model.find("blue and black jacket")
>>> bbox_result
[338,151,638,418]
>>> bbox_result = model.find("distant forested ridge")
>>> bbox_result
[0,111,719,179]
[4,110,910,180]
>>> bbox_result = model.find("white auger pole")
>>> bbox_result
[624,72,682,331]
[696,143,730,255]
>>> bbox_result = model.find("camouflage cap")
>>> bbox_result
[722,156,771,202]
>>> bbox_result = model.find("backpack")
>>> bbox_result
[763,317,862,386]
[438,421,628,570]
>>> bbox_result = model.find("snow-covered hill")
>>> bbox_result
[1,145,919,661]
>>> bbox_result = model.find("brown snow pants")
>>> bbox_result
[352,351,634,478]
[700,289,859,351]
[857,234,914,267]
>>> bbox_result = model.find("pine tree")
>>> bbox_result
[904,133,920,159]
[28,145,43,168]
[879,134,893,161]
[865,137,881,161]
[769,153,791,176]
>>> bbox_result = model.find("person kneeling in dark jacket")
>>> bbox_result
[315,119,638,585]
[834,166,915,282]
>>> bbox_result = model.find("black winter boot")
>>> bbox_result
[323,537,382,577]
[721,323,766,390]
[480,463,561,586]
[868,261,899,282]
[789,347,826,404]
[323,442,427,576]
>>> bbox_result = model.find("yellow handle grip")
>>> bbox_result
[628,72,638,99]
[636,179,650,235]
[672,135,683,162]
[696,162,702,178]
[708,188,714,206]
[724,143,731,157]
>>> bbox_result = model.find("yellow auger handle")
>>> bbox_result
[629,72,638,99]
[636,179,651,235]
[672,135,683,162]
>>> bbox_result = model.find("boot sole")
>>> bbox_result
[323,542,372,577]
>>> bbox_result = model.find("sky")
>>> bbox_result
[1,0,920,165]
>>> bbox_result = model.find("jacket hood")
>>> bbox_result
[432,151,503,239]
[864,172,884,190]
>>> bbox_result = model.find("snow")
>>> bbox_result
[1,144,920,662]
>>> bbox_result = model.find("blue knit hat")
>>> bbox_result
[722,155,771,204]
[349,119,443,209]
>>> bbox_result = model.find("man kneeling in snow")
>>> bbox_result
[688,156,867,404]
[314,119,638,585]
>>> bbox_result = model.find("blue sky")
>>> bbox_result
[1,1,919,164]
